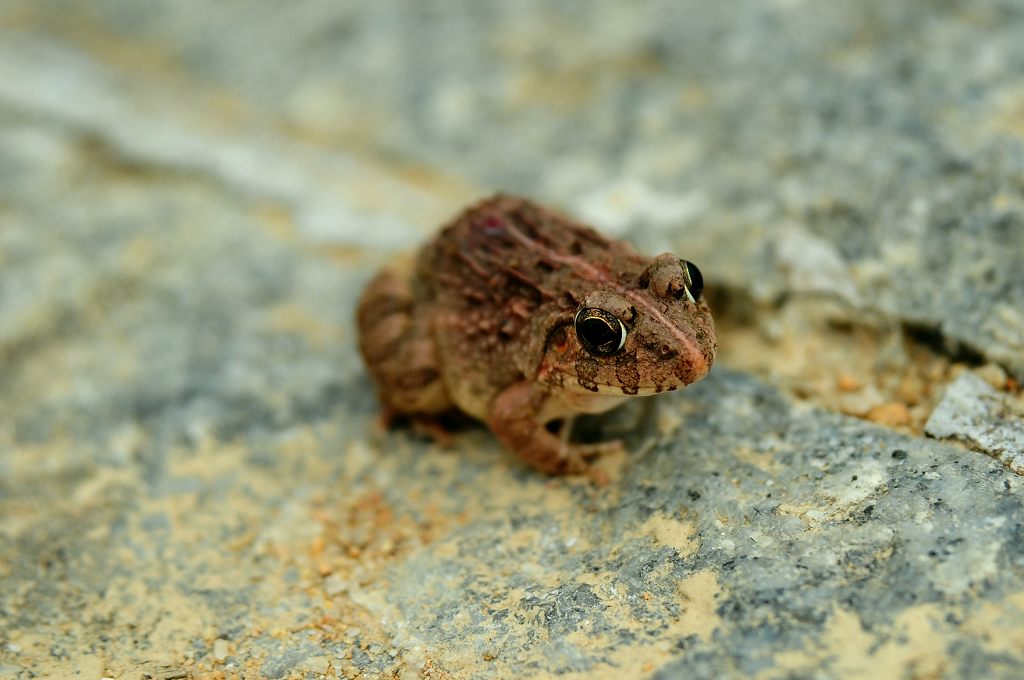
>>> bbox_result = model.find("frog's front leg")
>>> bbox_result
[487,381,596,475]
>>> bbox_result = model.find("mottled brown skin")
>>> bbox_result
[356,195,716,474]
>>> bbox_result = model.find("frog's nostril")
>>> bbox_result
[660,344,678,359]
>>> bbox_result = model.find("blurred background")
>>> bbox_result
[2,1,1024,678]
[3,0,1022,435]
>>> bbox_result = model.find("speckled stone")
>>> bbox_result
[926,371,1024,475]
[374,369,1024,678]
[1,2,1023,680]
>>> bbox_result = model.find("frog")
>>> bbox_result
[356,194,716,475]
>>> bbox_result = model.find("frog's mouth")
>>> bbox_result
[557,348,709,397]
[585,383,686,398]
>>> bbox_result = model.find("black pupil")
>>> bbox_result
[683,260,704,300]
[579,317,618,353]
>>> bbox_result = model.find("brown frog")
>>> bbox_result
[356,195,716,475]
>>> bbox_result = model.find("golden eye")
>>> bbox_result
[574,308,627,357]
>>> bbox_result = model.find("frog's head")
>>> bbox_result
[539,254,716,397]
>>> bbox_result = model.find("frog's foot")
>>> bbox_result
[574,439,625,486]
[409,415,456,448]
[488,382,618,475]
[375,406,457,448]
[377,404,401,430]
[573,438,626,460]
[520,441,592,476]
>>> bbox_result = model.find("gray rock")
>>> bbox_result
[377,370,1024,678]
[926,371,1024,475]
[1,2,1023,679]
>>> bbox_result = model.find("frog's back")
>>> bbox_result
[419,194,636,306]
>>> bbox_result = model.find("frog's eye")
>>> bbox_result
[574,308,627,357]
[680,260,704,302]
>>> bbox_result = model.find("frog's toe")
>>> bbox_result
[572,438,625,460]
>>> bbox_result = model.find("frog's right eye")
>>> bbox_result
[574,308,627,357]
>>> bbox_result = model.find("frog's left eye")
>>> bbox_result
[574,308,627,357]
[680,260,704,302]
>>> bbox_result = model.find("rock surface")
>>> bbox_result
[0,1,1022,679]
[926,371,1024,475]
